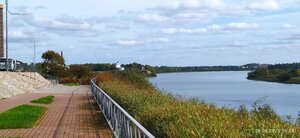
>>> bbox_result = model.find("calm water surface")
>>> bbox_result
[149,71,300,120]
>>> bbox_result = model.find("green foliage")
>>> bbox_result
[296,112,300,127]
[268,63,300,70]
[251,98,278,120]
[41,50,67,78]
[296,69,300,76]
[247,68,271,79]
[69,65,90,78]
[64,83,80,86]
[237,105,249,118]
[42,50,65,65]
[276,73,292,82]
[31,96,54,104]
[122,63,157,77]
[117,70,151,87]
[0,105,47,129]
[98,73,300,137]
[80,63,117,71]
[155,64,260,73]
[248,63,300,84]
[35,62,42,73]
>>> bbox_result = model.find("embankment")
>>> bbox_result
[0,72,51,99]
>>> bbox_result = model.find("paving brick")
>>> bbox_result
[0,85,113,138]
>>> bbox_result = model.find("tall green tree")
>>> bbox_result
[41,50,67,77]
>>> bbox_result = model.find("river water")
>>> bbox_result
[149,71,300,120]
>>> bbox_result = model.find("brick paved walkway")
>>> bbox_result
[0,85,112,138]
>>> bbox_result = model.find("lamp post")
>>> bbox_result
[4,0,26,71]
[33,39,36,72]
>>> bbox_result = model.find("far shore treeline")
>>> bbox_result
[248,63,300,84]
[66,62,262,73]
[36,59,264,82]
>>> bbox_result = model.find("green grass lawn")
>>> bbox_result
[31,96,54,104]
[0,105,47,129]
[64,83,80,86]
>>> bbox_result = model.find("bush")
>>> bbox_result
[277,73,292,82]
[69,65,91,78]
[60,77,77,84]
[60,74,94,85]
[237,105,249,118]
[296,112,300,127]
[117,70,151,88]
[247,68,269,79]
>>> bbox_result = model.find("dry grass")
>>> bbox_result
[97,72,300,137]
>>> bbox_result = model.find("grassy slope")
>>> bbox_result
[98,72,300,137]
[31,96,54,104]
[0,105,47,129]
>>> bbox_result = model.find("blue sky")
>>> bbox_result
[3,0,300,66]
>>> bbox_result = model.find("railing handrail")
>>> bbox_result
[90,78,155,138]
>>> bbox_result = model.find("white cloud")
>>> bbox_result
[8,31,49,43]
[138,13,171,22]
[106,22,130,30]
[181,0,201,9]
[147,37,169,43]
[162,22,258,34]
[162,27,209,34]
[281,23,297,29]
[116,40,144,46]
[14,14,100,37]
[225,23,259,30]
[178,0,225,10]
[116,37,169,46]
[204,0,226,9]
[207,24,222,31]
[146,0,283,25]
[248,0,280,11]
[161,28,178,34]
[48,21,91,31]
[8,31,31,43]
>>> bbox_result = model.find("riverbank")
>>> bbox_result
[97,71,300,137]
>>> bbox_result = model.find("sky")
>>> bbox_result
[2,0,300,66]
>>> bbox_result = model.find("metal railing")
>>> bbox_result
[90,78,155,138]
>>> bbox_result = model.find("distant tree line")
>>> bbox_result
[154,64,259,73]
[70,63,261,74]
[268,63,300,70]
[37,51,266,84]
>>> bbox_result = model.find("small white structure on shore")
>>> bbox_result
[115,62,125,71]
